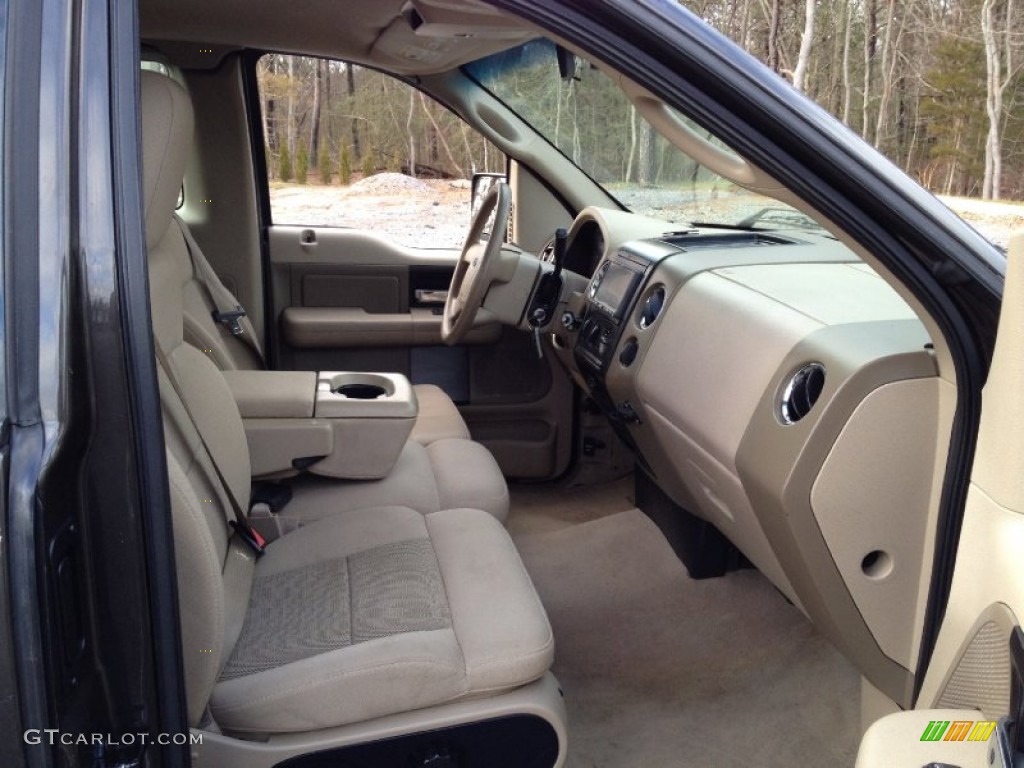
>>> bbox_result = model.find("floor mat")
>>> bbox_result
[513,507,860,767]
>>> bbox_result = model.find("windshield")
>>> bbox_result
[466,40,820,232]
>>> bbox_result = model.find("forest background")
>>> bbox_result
[257,0,1023,221]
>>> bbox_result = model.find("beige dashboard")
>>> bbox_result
[550,209,952,707]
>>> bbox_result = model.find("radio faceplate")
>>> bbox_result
[575,249,652,375]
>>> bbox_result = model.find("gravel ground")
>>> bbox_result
[270,174,471,248]
[938,195,1024,249]
[270,174,1022,250]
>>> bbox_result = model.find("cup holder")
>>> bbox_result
[333,383,388,400]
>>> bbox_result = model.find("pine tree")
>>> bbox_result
[277,145,293,182]
[920,38,988,195]
[318,145,332,185]
[340,143,352,185]
[296,145,309,184]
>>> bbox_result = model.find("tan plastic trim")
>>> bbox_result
[811,378,943,671]
[314,372,417,419]
[310,417,414,479]
[508,162,573,253]
[855,709,997,768]
[931,602,1017,718]
[191,673,568,768]
[243,419,334,477]
[180,62,265,342]
[918,236,1024,715]
[221,370,316,419]
[859,676,902,736]
[268,226,462,268]
[281,307,501,348]
[600,247,942,705]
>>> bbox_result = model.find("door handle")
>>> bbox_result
[414,289,448,305]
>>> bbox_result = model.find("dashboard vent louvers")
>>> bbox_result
[779,363,826,425]
[639,286,666,329]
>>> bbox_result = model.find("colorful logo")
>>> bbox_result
[920,720,997,742]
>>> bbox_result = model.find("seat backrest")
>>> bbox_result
[141,69,262,373]
[142,70,257,726]
[179,228,264,372]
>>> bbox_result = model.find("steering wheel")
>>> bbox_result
[441,181,511,345]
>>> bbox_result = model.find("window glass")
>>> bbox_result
[256,55,506,249]
[466,40,821,232]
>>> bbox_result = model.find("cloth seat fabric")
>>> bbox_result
[208,505,553,732]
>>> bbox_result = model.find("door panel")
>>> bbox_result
[269,225,462,268]
[267,223,573,478]
[299,271,404,311]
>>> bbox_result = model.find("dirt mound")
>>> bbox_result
[349,172,430,195]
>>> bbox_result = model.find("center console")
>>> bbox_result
[222,370,417,481]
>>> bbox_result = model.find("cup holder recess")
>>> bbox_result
[333,383,388,399]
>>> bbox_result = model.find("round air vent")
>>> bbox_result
[638,286,666,329]
[778,363,826,424]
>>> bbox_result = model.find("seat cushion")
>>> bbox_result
[282,438,509,524]
[409,384,471,444]
[209,506,552,733]
[426,438,510,522]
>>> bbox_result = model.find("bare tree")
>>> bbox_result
[420,93,466,177]
[626,105,638,182]
[767,0,783,72]
[407,88,417,177]
[286,55,296,159]
[637,120,656,185]
[792,0,816,91]
[862,0,878,136]
[981,0,1021,198]
[346,64,361,161]
[873,0,901,149]
[309,58,322,158]
[841,0,854,124]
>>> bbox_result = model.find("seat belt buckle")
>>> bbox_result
[230,519,267,557]
[212,306,247,336]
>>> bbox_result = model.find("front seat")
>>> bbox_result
[142,70,508,522]
[143,78,558,747]
[151,74,468,448]
[152,204,557,739]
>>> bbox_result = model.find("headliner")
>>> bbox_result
[139,0,537,73]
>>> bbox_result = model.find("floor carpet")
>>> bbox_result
[509,483,860,767]
[506,475,635,537]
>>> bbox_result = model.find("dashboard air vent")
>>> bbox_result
[779,363,825,424]
[639,286,666,329]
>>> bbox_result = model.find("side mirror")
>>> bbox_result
[471,172,509,239]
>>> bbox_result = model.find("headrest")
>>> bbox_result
[141,71,194,251]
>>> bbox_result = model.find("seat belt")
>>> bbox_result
[154,342,266,557]
[174,214,265,364]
